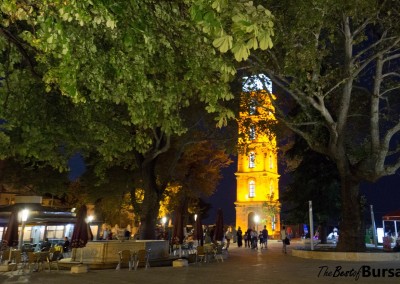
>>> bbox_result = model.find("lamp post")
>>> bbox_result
[18,209,29,250]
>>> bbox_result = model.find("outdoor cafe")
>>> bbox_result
[0,196,100,250]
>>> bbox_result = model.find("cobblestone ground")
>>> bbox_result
[0,240,399,284]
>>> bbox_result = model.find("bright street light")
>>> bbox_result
[18,209,29,250]
[254,214,260,232]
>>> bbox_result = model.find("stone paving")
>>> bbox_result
[1,240,399,283]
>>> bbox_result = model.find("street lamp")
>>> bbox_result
[18,209,29,250]
[254,214,260,233]
[87,215,94,223]
[194,214,197,222]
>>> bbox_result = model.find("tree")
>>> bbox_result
[160,140,232,219]
[281,138,341,243]
[199,0,400,251]
[1,1,253,239]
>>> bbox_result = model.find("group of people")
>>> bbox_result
[100,224,132,240]
[39,236,71,254]
[235,225,269,249]
[235,225,290,254]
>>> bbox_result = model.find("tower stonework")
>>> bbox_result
[235,76,281,238]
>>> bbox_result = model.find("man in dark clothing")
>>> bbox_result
[262,225,269,249]
[40,238,51,251]
[63,237,70,253]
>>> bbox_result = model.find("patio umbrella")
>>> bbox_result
[194,213,203,246]
[172,207,184,258]
[214,208,224,242]
[3,210,19,248]
[172,208,184,245]
[71,205,93,262]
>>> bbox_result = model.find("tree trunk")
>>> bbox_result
[336,175,366,252]
[138,159,162,240]
[319,222,328,244]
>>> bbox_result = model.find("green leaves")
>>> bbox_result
[212,34,233,52]
[231,42,250,62]
[258,32,273,50]
[190,0,275,62]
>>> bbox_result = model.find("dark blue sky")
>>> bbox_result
[203,160,237,225]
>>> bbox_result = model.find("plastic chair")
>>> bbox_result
[214,244,224,262]
[35,251,51,271]
[195,246,206,264]
[116,250,133,270]
[134,249,150,270]
[0,249,10,263]
[10,250,22,274]
[24,251,37,273]
[48,250,61,271]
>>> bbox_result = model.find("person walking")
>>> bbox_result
[259,231,264,249]
[280,226,287,254]
[245,228,252,248]
[251,229,258,249]
[236,227,243,247]
[225,227,233,249]
[262,225,269,249]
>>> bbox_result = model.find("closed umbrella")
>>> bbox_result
[3,210,19,248]
[214,208,224,242]
[71,205,93,262]
[194,213,203,246]
[172,207,184,257]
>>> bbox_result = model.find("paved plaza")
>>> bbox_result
[1,240,399,283]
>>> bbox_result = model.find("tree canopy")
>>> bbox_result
[1,0,259,239]
[210,0,400,251]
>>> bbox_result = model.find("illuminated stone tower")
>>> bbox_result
[235,75,281,238]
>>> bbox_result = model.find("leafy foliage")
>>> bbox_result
[217,0,400,251]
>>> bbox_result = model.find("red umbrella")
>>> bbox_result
[172,208,184,245]
[3,210,19,248]
[214,208,224,242]
[71,205,93,249]
[194,213,203,246]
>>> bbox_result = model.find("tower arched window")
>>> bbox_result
[249,152,255,168]
[269,154,273,169]
[269,181,274,197]
[249,180,256,198]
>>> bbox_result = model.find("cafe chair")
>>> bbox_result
[134,249,150,270]
[24,251,37,273]
[36,251,51,271]
[48,250,62,271]
[214,244,224,262]
[116,250,133,270]
[195,246,206,264]
[10,250,22,275]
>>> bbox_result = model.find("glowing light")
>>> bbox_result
[242,74,272,93]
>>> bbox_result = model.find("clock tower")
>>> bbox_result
[235,75,281,238]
